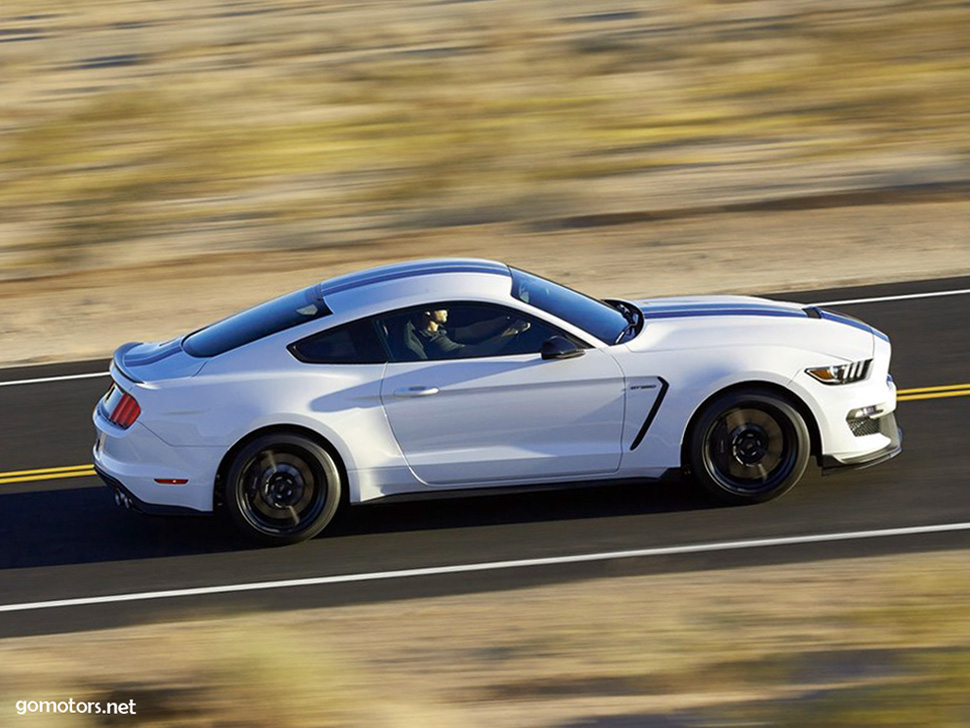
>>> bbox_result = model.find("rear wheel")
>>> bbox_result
[688,389,810,504]
[224,433,341,544]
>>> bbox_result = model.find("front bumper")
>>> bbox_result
[821,412,902,475]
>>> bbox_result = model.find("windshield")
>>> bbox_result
[510,268,628,344]
[183,285,330,357]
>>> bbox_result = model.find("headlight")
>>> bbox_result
[806,359,871,385]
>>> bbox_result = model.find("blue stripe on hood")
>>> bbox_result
[639,305,807,320]
[635,301,888,342]
[820,309,889,342]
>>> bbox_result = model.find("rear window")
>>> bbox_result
[183,286,330,358]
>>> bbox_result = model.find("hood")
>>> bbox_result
[632,295,808,319]
[627,295,879,361]
[112,339,206,383]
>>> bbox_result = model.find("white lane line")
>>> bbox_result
[0,371,109,388]
[2,521,968,614]
[814,288,970,306]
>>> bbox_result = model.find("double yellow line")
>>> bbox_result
[0,464,96,485]
[0,382,967,486]
[897,383,970,402]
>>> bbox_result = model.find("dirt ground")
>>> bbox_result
[1,199,968,368]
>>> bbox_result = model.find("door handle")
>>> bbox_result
[393,386,440,398]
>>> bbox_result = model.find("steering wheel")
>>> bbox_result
[495,319,536,355]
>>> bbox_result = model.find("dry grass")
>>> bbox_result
[2,550,970,726]
[2,0,970,279]
[1,0,970,366]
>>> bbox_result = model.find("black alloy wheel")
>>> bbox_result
[225,433,341,544]
[689,389,810,504]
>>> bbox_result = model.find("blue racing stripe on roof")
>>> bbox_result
[320,261,509,297]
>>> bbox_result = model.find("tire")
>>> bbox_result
[688,388,810,504]
[224,433,342,545]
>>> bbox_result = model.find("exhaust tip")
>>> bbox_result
[113,488,133,509]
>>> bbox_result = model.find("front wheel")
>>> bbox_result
[224,433,341,544]
[688,389,811,504]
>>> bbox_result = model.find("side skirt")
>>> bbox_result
[357,469,683,505]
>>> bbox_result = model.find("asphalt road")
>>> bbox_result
[1,276,968,637]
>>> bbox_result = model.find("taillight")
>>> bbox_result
[102,385,141,429]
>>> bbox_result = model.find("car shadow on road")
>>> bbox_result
[0,478,716,570]
[0,486,250,570]
[325,477,716,537]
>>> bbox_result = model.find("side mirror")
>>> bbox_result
[541,336,585,360]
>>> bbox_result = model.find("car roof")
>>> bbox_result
[319,258,510,296]
[318,258,513,314]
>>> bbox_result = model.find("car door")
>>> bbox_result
[377,302,626,485]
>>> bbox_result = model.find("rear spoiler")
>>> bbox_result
[111,342,144,384]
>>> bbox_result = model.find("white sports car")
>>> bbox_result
[93,259,901,543]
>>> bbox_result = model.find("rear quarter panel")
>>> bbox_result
[129,337,408,491]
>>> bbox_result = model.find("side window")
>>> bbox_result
[289,319,387,364]
[378,303,568,362]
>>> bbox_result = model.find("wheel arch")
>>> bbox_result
[214,424,351,510]
[679,380,822,471]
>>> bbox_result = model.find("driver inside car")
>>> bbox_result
[415,309,530,359]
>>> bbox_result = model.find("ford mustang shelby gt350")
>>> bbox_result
[94,259,901,543]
